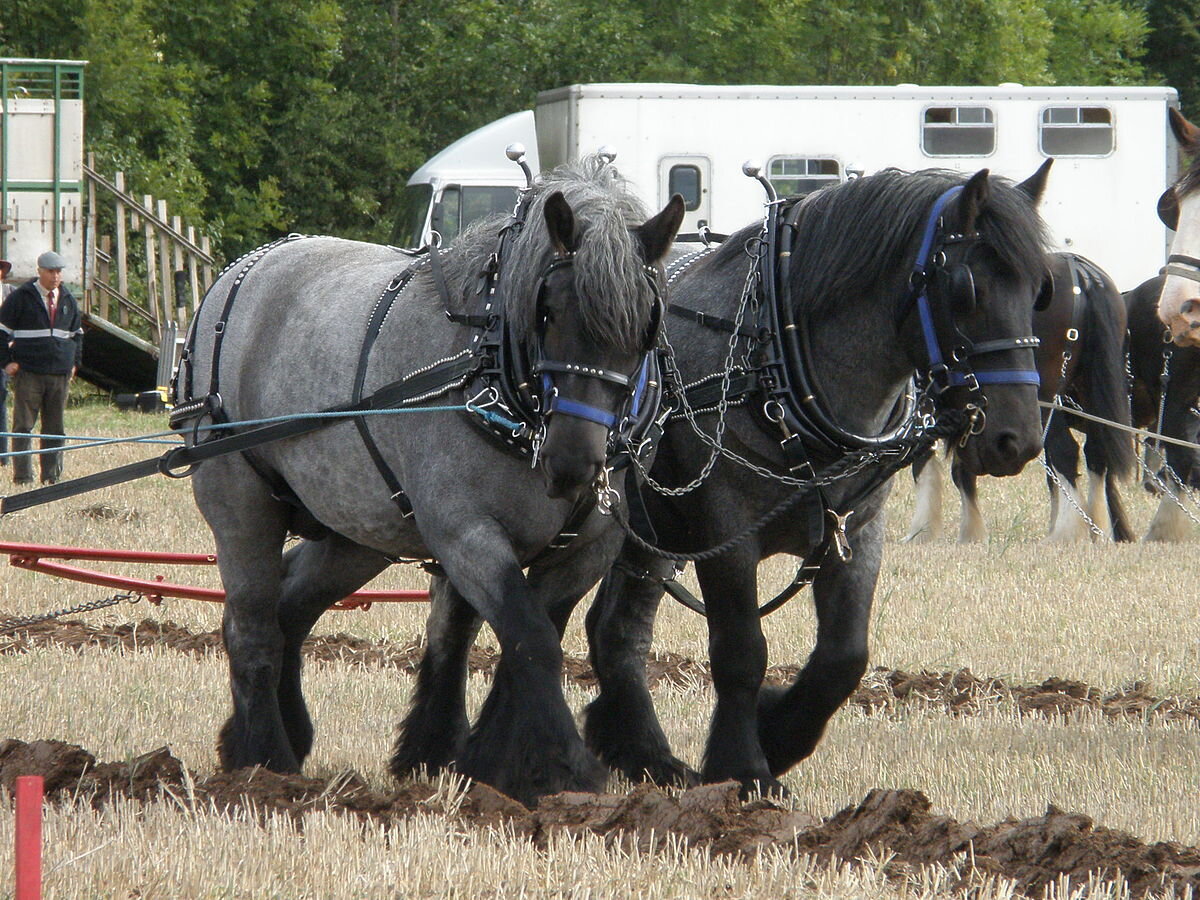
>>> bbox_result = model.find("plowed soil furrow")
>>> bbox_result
[1,739,1197,899]
[4,615,1199,724]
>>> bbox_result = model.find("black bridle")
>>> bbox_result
[523,256,665,433]
[455,195,668,468]
[898,184,1042,395]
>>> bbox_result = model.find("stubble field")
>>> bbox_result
[2,401,1199,899]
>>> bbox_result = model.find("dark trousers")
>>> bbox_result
[0,371,8,462]
[11,370,70,483]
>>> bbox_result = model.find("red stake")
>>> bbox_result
[15,775,44,900]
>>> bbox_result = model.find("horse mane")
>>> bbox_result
[1176,150,1200,200]
[439,156,657,354]
[703,168,1051,317]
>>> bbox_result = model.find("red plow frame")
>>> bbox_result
[0,541,429,610]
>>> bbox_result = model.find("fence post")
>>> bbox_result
[186,225,201,319]
[114,172,129,328]
[15,774,44,900]
[143,194,160,342]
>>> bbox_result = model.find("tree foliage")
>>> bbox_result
[0,0,1161,257]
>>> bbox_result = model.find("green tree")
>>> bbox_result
[1145,0,1200,114]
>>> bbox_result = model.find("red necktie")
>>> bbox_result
[47,290,56,325]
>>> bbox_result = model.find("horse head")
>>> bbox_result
[1157,108,1200,346]
[920,163,1053,477]
[532,190,684,499]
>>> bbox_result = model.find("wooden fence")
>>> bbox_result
[81,154,217,350]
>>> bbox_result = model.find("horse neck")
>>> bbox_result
[796,277,917,436]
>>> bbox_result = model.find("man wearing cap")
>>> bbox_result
[0,251,83,485]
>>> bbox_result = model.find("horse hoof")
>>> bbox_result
[739,776,789,802]
[632,756,701,789]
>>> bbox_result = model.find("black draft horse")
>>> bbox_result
[903,251,1134,543]
[580,165,1053,795]
[1126,274,1200,540]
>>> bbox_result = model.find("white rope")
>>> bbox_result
[1038,400,1200,452]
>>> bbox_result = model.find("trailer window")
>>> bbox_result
[667,165,703,211]
[767,158,841,197]
[1040,106,1113,156]
[922,107,995,156]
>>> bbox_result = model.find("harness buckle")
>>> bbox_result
[595,466,621,516]
[828,508,854,562]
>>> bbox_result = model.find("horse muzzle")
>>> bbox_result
[954,386,1042,477]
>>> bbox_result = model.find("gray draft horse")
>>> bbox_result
[581,166,1053,796]
[182,159,683,806]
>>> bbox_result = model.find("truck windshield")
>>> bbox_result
[393,183,433,248]
[432,185,520,245]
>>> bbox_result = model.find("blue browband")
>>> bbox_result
[910,185,1040,390]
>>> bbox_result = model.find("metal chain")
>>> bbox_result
[1142,460,1200,529]
[614,413,965,564]
[0,592,142,637]
[1040,455,1106,538]
[1043,393,1113,539]
[638,238,766,496]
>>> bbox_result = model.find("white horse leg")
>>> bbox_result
[902,455,944,543]
[1045,466,1088,542]
[1084,469,1112,541]
[1145,491,1194,541]
[949,461,987,543]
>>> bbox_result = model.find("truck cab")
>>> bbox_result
[394,110,537,248]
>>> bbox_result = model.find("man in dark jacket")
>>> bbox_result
[0,250,84,485]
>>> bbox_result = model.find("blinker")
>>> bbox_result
[1158,187,1179,231]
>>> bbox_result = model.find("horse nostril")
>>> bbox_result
[995,430,1023,460]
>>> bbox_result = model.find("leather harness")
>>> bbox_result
[628,184,1042,616]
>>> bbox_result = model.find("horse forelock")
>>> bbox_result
[778,169,1051,316]
[439,157,657,355]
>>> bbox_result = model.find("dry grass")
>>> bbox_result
[2,401,1199,897]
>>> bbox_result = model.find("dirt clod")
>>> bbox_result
[2,739,1198,897]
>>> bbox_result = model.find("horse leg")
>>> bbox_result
[757,512,879,778]
[1044,416,1087,541]
[1104,472,1136,543]
[695,547,782,796]
[1079,433,1114,539]
[1079,432,1135,543]
[1145,492,1193,541]
[275,535,390,763]
[391,574,481,778]
[583,547,700,787]
[901,446,943,543]
[429,527,605,806]
[192,459,297,772]
[950,459,987,542]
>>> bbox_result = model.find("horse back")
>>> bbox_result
[188,236,451,419]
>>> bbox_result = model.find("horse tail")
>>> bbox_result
[1078,258,1136,482]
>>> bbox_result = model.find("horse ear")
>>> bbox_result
[1169,107,1200,153]
[1017,158,1053,205]
[958,169,991,232]
[544,191,578,256]
[635,194,686,264]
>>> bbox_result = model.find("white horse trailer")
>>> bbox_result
[400,83,1179,290]
[0,58,86,287]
